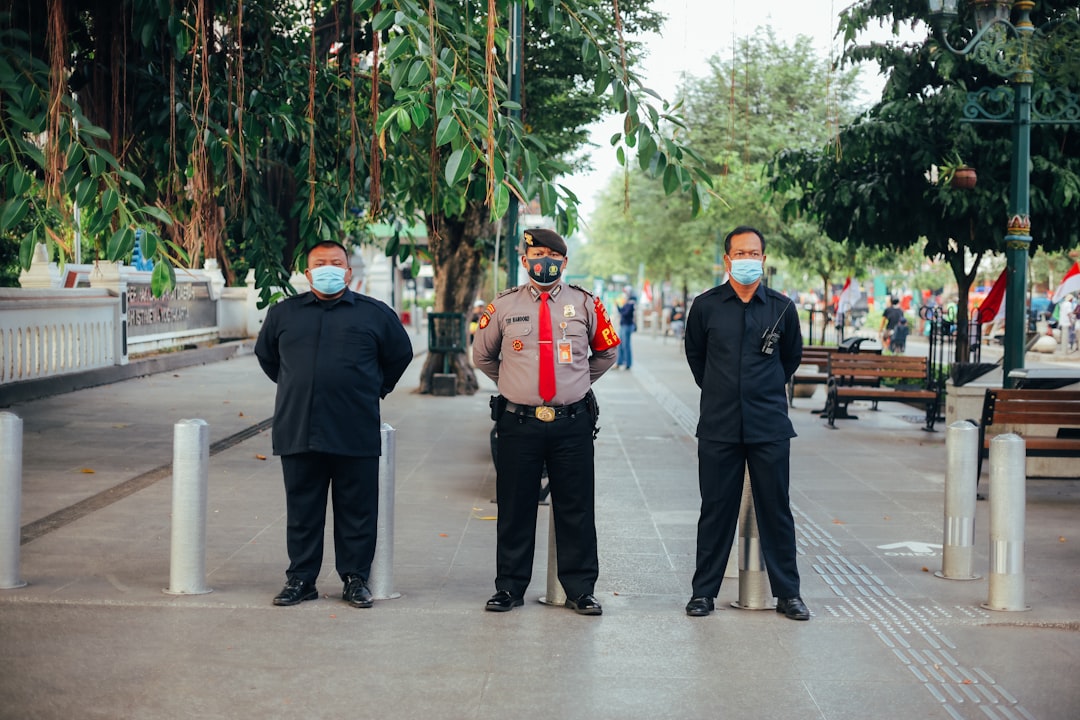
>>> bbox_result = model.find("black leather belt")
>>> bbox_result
[505,399,589,422]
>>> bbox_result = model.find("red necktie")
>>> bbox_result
[538,291,556,402]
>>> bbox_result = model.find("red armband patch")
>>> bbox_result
[591,297,621,351]
[478,313,490,330]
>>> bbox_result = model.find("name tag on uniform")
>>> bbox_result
[557,339,572,364]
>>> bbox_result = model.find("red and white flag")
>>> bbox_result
[1051,262,1080,303]
[837,277,860,315]
[977,269,1007,323]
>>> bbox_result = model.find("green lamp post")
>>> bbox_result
[925,0,1080,386]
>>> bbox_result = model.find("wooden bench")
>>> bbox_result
[976,389,1080,477]
[824,354,940,431]
[788,346,836,406]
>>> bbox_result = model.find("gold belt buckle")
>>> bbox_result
[534,406,556,422]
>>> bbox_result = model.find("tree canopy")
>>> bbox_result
[769,0,1080,358]
[1,0,716,391]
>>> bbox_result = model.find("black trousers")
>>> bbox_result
[692,437,800,599]
[280,452,379,585]
[494,410,597,599]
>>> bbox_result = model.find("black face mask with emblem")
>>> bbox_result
[526,256,564,285]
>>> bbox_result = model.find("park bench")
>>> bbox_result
[824,354,940,431]
[788,346,835,407]
[788,339,882,407]
[976,389,1080,477]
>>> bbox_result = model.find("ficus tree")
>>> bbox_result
[0,0,713,393]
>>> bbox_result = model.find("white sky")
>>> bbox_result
[562,0,912,234]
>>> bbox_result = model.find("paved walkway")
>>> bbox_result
[1,332,1078,720]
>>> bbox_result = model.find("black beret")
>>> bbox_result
[522,228,567,256]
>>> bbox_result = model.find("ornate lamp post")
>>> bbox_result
[925,0,1079,385]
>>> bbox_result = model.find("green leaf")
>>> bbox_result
[139,205,174,225]
[491,183,510,220]
[0,198,29,231]
[435,115,459,146]
[19,229,39,269]
[444,148,470,186]
[106,227,134,262]
[88,154,105,177]
[140,230,159,259]
[372,8,397,31]
[101,187,120,216]
[151,260,175,297]
[11,168,31,195]
[662,164,680,195]
[406,59,428,88]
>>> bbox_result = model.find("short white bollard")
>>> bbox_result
[539,509,566,606]
[937,421,980,581]
[983,433,1029,611]
[166,419,212,595]
[733,470,771,610]
[0,412,27,589]
[369,423,399,600]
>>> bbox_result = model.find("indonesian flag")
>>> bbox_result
[1052,262,1080,303]
[837,277,860,315]
[977,269,1007,323]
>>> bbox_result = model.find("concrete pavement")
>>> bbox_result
[1,331,1078,720]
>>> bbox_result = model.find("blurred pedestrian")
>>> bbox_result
[255,241,414,608]
[683,226,809,621]
[473,228,620,615]
[891,316,910,354]
[616,287,636,369]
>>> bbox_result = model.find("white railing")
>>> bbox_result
[0,289,118,383]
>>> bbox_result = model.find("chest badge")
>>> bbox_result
[563,304,576,318]
[512,339,524,352]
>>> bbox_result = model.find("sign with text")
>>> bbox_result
[127,280,217,337]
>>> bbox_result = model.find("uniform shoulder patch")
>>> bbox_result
[568,283,594,298]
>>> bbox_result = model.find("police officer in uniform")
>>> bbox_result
[473,228,620,615]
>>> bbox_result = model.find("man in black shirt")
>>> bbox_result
[880,296,904,351]
[683,226,809,621]
[255,241,413,608]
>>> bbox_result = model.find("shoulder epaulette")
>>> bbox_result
[496,286,522,298]
[568,283,594,298]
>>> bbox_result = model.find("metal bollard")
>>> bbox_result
[165,419,212,595]
[539,508,566,606]
[732,469,771,610]
[0,412,27,589]
[983,433,1029,611]
[369,423,399,600]
[937,421,980,581]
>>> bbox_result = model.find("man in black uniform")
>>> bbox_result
[683,226,809,620]
[255,241,413,608]
[473,228,620,615]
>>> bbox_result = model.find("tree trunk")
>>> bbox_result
[416,202,495,395]
[946,245,982,366]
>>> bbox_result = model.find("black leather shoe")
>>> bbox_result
[776,596,811,621]
[272,578,318,606]
[343,575,373,608]
[685,596,715,617]
[485,590,524,612]
[565,593,603,616]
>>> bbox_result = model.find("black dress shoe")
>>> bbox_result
[272,578,318,606]
[485,590,524,612]
[685,596,715,617]
[343,575,373,608]
[776,596,811,621]
[565,593,603,616]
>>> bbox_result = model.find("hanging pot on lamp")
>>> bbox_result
[950,165,977,190]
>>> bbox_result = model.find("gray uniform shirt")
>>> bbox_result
[473,282,618,406]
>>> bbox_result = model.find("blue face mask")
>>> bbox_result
[526,256,564,285]
[309,265,347,295]
[729,259,764,285]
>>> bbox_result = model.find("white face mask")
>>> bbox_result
[309,265,347,294]
[729,259,763,284]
